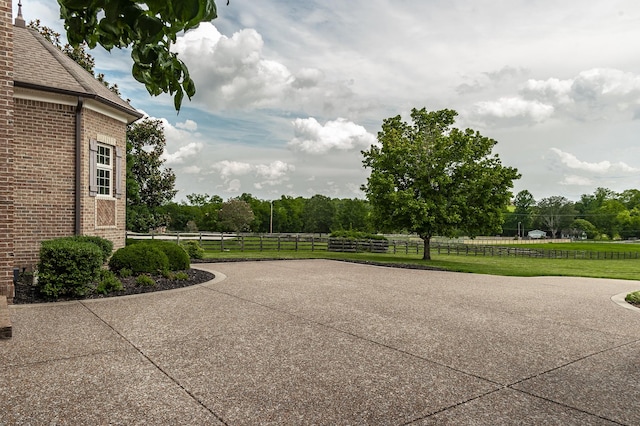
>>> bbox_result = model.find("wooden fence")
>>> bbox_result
[126,233,640,260]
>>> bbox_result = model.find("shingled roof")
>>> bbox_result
[13,24,142,121]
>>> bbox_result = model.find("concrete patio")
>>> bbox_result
[1,259,639,425]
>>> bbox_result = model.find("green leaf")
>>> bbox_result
[174,87,184,112]
[184,77,196,98]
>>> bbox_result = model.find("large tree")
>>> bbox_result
[362,108,520,260]
[126,119,177,231]
[302,194,335,234]
[58,0,220,110]
[218,199,254,232]
[534,196,575,238]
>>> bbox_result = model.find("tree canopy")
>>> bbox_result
[362,107,520,259]
[126,118,177,231]
[58,0,221,111]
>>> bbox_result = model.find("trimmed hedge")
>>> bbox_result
[330,230,388,241]
[62,235,113,263]
[109,244,169,275]
[124,240,190,270]
[37,239,103,298]
[181,240,205,260]
[43,235,114,264]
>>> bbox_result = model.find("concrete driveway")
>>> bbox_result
[1,259,639,425]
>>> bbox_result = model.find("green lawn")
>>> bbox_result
[202,246,640,281]
[509,242,640,253]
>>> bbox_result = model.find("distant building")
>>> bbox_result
[527,230,546,239]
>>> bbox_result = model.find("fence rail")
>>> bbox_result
[126,232,640,260]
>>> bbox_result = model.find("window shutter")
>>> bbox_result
[89,139,98,196]
[115,146,123,199]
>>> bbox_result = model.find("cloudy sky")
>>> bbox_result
[20,0,640,202]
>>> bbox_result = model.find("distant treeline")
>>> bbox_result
[135,187,640,240]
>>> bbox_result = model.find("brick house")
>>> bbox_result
[0,2,142,303]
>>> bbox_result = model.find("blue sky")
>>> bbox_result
[20,0,640,202]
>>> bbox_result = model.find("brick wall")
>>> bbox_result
[80,108,127,250]
[0,0,14,301]
[13,99,76,268]
[13,101,129,273]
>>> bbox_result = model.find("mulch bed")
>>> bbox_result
[13,268,215,304]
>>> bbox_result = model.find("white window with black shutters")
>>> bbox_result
[89,138,123,199]
[96,144,112,196]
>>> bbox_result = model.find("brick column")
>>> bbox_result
[0,0,14,302]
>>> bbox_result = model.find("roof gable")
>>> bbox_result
[13,25,142,121]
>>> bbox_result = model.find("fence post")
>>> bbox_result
[241,236,244,252]
[311,236,315,252]
[405,241,409,255]
[260,235,263,252]
[296,235,299,251]
[177,233,180,244]
[278,236,281,251]
[199,233,202,244]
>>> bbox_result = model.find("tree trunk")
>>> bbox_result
[422,236,431,260]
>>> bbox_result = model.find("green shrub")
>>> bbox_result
[180,240,205,259]
[119,268,133,278]
[37,239,103,298]
[128,240,190,271]
[95,270,123,295]
[135,274,155,287]
[108,244,169,275]
[330,230,387,241]
[174,271,189,281]
[625,290,640,305]
[56,235,113,263]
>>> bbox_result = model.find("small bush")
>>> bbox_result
[119,268,133,278]
[161,269,174,279]
[180,240,205,260]
[330,230,387,241]
[37,238,103,298]
[174,271,189,281]
[625,290,640,305]
[129,240,190,271]
[135,274,155,287]
[95,270,123,295]
[109,244,169,275]
[56,235,113,263]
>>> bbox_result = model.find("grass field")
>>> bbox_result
[512,242,640,253]
[202,242,640,281]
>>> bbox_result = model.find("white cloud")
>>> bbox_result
[550,148,639,174]
[255,161,295,183]
[175,120,198,131]
[173,23,294,110]
[163,142,204,165]
[522,68,640,120]
[522,78,573,104]
[288,117,376,154]
[154,118,204,165]
[224,179,242,193]
[183,165,201,174]
[211,159,295,190]
[474,97,554,124]
[559,175,594,186]
[211,160,253,179]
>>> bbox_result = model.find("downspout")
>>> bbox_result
[75,97,84,235]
